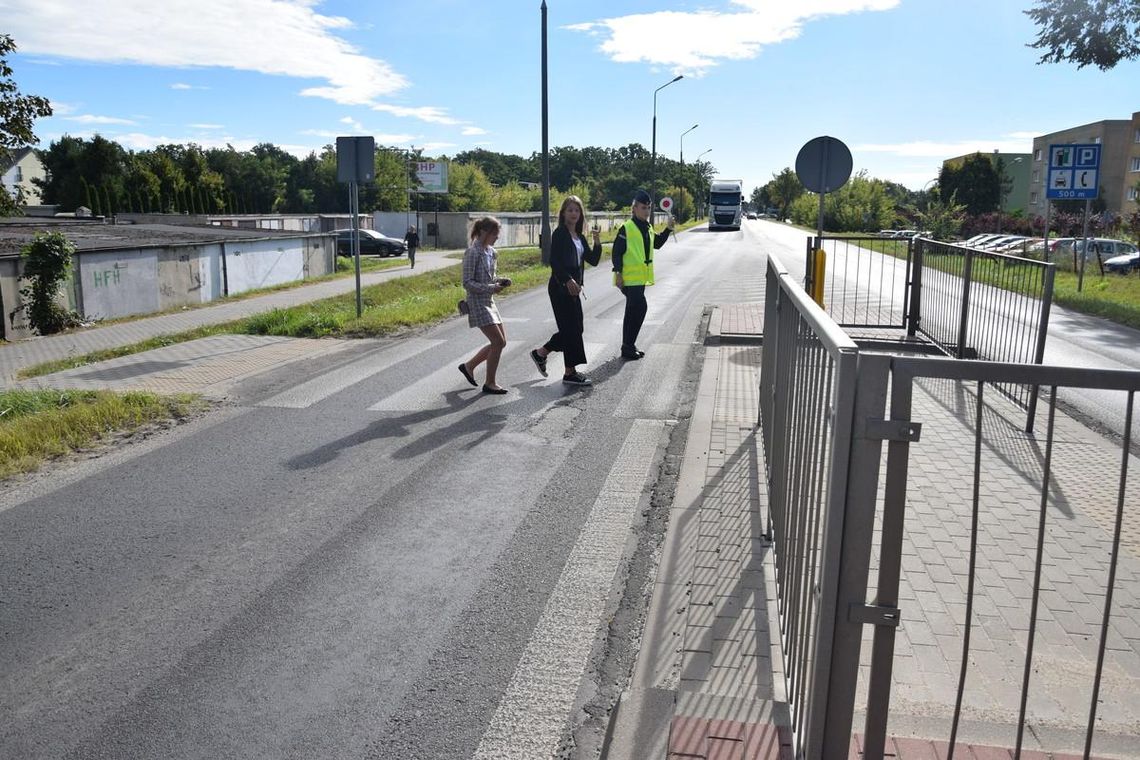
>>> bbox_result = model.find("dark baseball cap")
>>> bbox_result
[633,189,652,205]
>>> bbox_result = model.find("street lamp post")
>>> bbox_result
[650,75,683,210]
[696,148,711,217]
[678,123,698,221]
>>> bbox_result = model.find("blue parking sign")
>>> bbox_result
[1047,143,1100,200]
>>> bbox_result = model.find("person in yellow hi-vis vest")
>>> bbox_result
[612,189,674,360]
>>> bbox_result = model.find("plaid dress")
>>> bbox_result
[462,240,502,328]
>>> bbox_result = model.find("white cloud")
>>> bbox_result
[301,128,416,144]
[461,126,488,136]
[49,101,78,116]
[371,103,462,125]
[171,83,209,90]
[418,142,457,153]
[66,114,137,125]
[4,0,407,104]
[568,0,899,74]
[188,123,225,130]
[854,136,1035,158]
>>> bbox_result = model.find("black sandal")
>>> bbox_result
[458,363,477,387]
[482,384,508,395]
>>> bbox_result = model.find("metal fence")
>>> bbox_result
[760,252,863,757]
[804,236,913,331]
[760,249,1140,760]
[911,239,1056,408]
[805,236,1056,429]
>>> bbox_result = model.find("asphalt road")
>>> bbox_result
[0,223,764,760]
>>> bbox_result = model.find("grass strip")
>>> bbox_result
[18,247,551,378]
[0,389,202,479]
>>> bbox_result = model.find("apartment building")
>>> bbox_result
[1028,110,1140,218]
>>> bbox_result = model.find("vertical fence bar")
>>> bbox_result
[860,358,920,758]
[813,351,888,759]
[907,240,923,338]
[956,249,974,359]
[1014,387,1058,757]
[947,382,986,760]
[1026,264,1055,433]
[1084,391,1134,758]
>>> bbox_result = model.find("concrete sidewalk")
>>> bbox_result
[0,249,459,384]
[603,302,1140,759]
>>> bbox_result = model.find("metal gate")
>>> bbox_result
[760,250,1140,759]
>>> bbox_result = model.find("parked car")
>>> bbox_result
[977,235,1026,251]
[336,229,407,257]
[745,211,758,220]
[957,234,1003,249]
[1052,237,1138,263]
[1103,244,1140,274]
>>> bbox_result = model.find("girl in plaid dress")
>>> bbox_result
[458,217,511,394]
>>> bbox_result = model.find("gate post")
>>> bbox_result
[956,249,974,359]
[1025,264,1056,433]
[906,238,923,337]
[811,352,893,759]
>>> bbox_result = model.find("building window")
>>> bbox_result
[1030,191,1038,204]
[1131,157,1140,172]
[1135,128,1140,143]
[1129,187,1139,201]
[14,167,22,182]
[1093,136,1102,143]
[1034,148,1043,160]
[1032,170,1040,182]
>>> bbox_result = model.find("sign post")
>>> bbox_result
[795,136,853,305]
[1046,143,1100,291]
[337,136,376,318]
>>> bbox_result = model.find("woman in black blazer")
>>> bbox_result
[529,195,602,386]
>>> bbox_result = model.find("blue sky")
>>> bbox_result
[4,0,1139,194]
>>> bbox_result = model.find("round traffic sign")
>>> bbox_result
[659,196,673,212]
[795,136,853,194]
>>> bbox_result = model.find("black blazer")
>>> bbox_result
[550,225,602,288]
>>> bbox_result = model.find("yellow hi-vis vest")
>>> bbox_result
[615,219,655,286]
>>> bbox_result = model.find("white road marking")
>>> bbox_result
[257,338,445,408]
[473,419,666,759]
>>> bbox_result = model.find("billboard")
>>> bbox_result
[413,161,449,194]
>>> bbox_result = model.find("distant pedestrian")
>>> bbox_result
[458,216,512,394]
[612,188,674,360]
[529,195,602,386]
[404,225,420,269]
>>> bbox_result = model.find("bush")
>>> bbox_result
[12,232,83,335]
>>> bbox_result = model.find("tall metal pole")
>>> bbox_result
[995,150,1003,235]
[678,123,698,221]
[351,180,362,318]
[696,148,711,218]
[650,75,682,210]
[540,1,551,265]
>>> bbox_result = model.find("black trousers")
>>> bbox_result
[407,246,416,267]
[620,284,647,350]
[543,279,587,366]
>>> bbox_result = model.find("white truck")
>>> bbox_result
[708,179,744,231]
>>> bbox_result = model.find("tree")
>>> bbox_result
[766,168,804,221]
[939,153,999,216]
[1,35,52,214]
[0,36,50,154]
[1026,0,1140,70]
[13,231,81,334]
[913,190,967,241]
